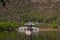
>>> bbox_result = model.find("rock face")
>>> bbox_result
[0,0,60,22]
[31,0,60,2]
[30,0,60,13]
[1,0,60,12]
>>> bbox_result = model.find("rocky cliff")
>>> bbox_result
[0,0,60,22]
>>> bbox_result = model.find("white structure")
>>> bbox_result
[24,21,35,26]
[17,27,28,32]
[32,27,39,32]
[17,27,39,32]
[17,21,40,33]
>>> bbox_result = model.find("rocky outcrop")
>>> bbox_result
[31,0,60,13]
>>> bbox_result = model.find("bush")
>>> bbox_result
[44,16,57,23]
[48,22,57,28]
[37,17,45,23]
[11,22,18,29]
[0,22,18,29]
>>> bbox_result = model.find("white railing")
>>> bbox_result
[17,27,40,32]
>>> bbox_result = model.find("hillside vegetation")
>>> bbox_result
[0,0,60,28]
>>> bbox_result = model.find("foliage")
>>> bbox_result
[0,0,60,29]
[48,22,57,28]
[0,22,18,29]
[37,16,45,23]
[44,16,57,23]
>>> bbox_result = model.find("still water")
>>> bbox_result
[0,31,58,40]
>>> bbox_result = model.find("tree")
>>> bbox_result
[1,0,5,7]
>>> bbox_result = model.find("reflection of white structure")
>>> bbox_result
[25,31,31,35]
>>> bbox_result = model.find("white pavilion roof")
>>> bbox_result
[24,21,35,26]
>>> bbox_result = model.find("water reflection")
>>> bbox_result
[0,31,58,40]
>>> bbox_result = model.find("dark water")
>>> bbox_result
[0,31,59,40]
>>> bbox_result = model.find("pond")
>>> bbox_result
[0,31,59,40]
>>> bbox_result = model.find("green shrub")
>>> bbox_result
[0,22,18,29]
[48,22,57,28]
[37,17,45,23]
[11,22,18,28]
[44,16,57,23]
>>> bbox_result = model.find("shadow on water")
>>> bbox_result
[0,31,58,40]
